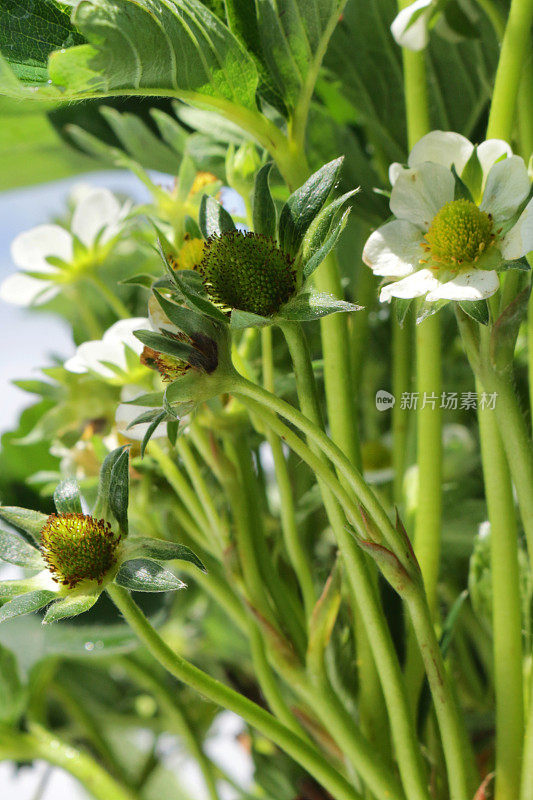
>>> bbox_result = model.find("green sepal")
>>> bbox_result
[230,309,272,329]
[416,298,448,324]
[109,449,130,536]
[253,162,276,238]
[461,146,483,202]
[0,528,43,569]
[452,164,474,202]
[279,290,361,322]
[141,411,168,458]
[53,479,83,515]
[279,158,344,257]
[394,298,413,327]
[199,195,236,238]
[185,215,202,239]
[167,419,179,446]
[43,594,97,624]
[172,270,228,324]
[123,538,206,571]
[152,288,217,338]
[123,391,165,408]
[133,329,195,361]
[303,205,353,280]
[0,591,56,624]
[457,299,489,326]
[0,578,42,599]
[498,257,531,272]
[120,273,156,288]
[126,408,164,429]
[0,507,48,544]
[114,559,187,592]
[93,446,129,520]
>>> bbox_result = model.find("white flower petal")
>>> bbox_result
[390,0,432,50]
[379,268,440,302]
[0,273,58,306]
[389,162,404,187]
[500,199,533,259]
[408,131,473,174]
[11,224,73,273]
[363,219,424,277]
[390,162,455,230]
[426,269,499,301]
[480,155,529,222]
[477,139,513,183]
[71,188,122,247]
[102,317,150,354]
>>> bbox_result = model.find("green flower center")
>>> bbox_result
[40,513,120,588]
[198,231,296,317]
[424,199,494,265]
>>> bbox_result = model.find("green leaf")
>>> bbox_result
[199,194,236,238]
[47,0,259,109]
[0,507,48,544]
[0,590,56,624]
[109,449,130,536]
[115,559,187,592]
[124,538,206,570]
[0,528,43,569]
[279,290,361,321]
[457,299,489,326]
[141,410,168,458]
[54,479,83,515]
[279,158,344,256]
[43,594,98,624]
[0,0,84,84]
[253,162,276,238]
[133,329,194,361]
[93,446,129,519]
[0,642,25,724]
[99,105,180,174]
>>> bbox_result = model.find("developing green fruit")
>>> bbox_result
[198,231,296,317]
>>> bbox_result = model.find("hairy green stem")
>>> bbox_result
[106,583,364,800]
[486,0,533,140]
[476,378,524,800]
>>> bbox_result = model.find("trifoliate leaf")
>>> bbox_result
[54,479,83,515]
[43,594,97,624]
[0,528,43,569]
[0,591,56,624]
[115,559,187,592]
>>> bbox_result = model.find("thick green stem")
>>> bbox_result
[261,326,316,619]
[476,378,524,800]
[413,313,442,615]
[0,724,137,800]
[106,583,364,800]
[486,0,533,140]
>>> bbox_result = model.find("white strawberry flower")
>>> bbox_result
[363,131,532,307]
[65,317,151,384]
[0,186,131,307]
[391,0,433,50]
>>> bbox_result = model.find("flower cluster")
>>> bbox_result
[363,131,532,309]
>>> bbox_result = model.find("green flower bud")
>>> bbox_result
[198,231,296,317]
[40,513,121,588]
